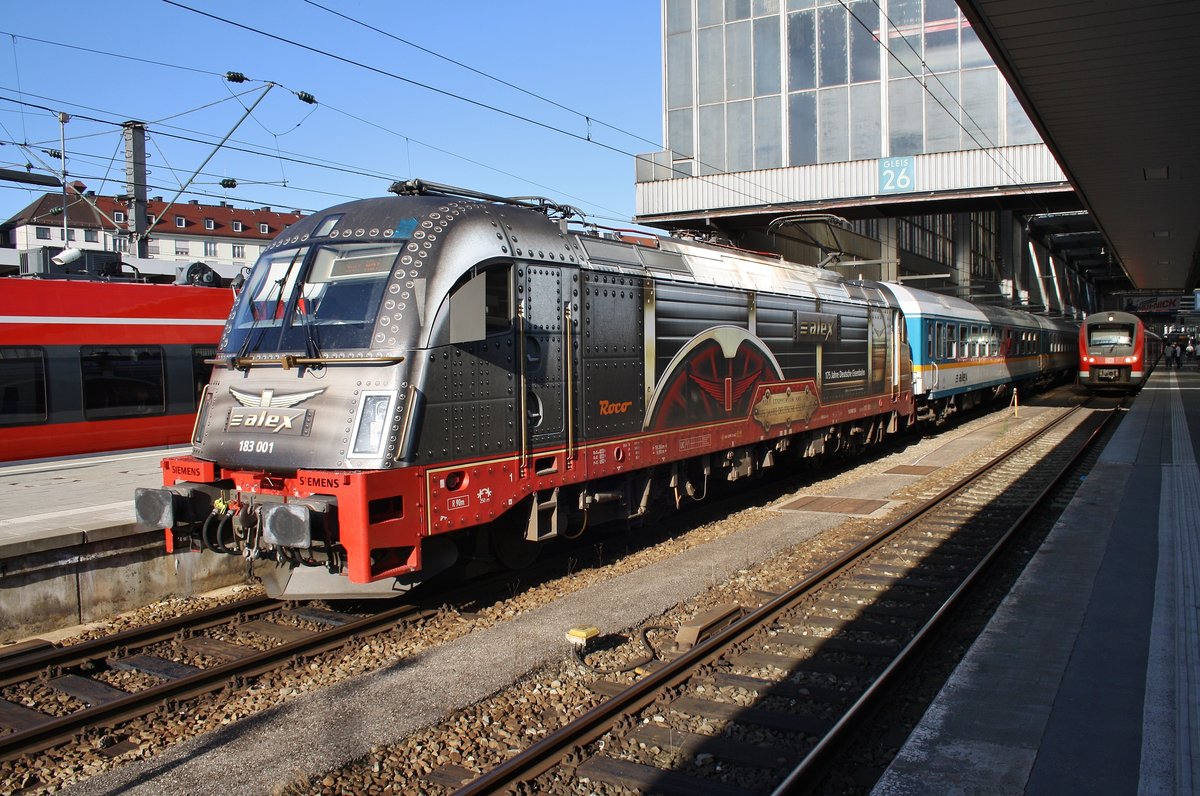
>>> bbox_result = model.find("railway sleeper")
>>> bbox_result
[817,598,930,620]
[47,674,126,707]
[0,698,50,732]
[835,585,943,605]
[701,671,848,704]
[669,694,831,737]
[732,651,865,678]
[629,722,791,768]
[574,754,756,796]
[767,632,900,658]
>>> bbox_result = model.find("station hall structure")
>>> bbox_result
[633,0,1191,324]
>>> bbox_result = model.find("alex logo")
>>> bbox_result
[227,387,324,435]
[228,411,301,432]
[599,399,633,415]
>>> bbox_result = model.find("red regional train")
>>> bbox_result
[136,182,1078,599]
[1077,310,1162,390]
[0,276,234,461]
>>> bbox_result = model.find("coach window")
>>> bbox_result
[946,324,958,359]
[0,347,47,425]
[935,322,944,359]
[81,347,165,419]
[988,327,999,357]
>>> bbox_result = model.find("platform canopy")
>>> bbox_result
[961,0,1200,291]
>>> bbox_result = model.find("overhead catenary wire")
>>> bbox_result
[299,0,664,154]
[0,32,649,219]
[5,5,1065,238]
[5,14,786,220]
[0,85,633,222]
[161,0,801,212]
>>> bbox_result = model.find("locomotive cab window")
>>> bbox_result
[299,244,398,344]
[449,263,512,344]
[0,347,47,426]
[232,247,311,332]
[1088,324,1134,350]
[228,242,404,353]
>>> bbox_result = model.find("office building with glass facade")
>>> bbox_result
[635,0,1091,316]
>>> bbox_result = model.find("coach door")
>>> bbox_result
[892,309,909,400]
[520,264,577,470]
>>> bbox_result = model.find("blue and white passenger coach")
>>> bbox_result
[876,283,1077,422]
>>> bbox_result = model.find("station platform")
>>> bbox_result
[0,447,182,557]
[0,446,245,641]
[874,364,1200,795]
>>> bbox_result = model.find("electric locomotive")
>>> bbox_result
[1078,310,1161,389]
[135,181,918,598]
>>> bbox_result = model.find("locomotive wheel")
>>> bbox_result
[486,506,541,570]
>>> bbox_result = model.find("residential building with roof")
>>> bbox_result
[0,181,304,275]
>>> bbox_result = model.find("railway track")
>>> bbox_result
[0,595,438,763]
[0,391,1108,793]
[449,396,1123,795]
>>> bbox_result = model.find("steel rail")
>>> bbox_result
[0,601,435,762]
[453,400,1108,794]
[772,397,1121,792]
[0,595,279,688]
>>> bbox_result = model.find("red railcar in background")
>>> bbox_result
[1078,310,1162,390]
[0,278,232,461]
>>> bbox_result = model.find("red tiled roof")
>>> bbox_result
[2,183,305,241]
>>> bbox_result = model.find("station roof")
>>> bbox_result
[960,0,1200,292]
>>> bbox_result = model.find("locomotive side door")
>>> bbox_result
[519,263,578,469]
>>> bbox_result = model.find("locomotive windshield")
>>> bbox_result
[1088,323,1134,350]
[226,242,404,353]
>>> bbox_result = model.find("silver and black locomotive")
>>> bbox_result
[136,181,1070,598]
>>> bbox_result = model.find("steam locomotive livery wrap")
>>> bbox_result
[135,184,1073,598]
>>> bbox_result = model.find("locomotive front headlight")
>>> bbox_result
[351,391,396,456]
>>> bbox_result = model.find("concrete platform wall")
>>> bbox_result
[0,530,248,642]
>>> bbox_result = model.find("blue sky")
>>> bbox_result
[0,1,663,228]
